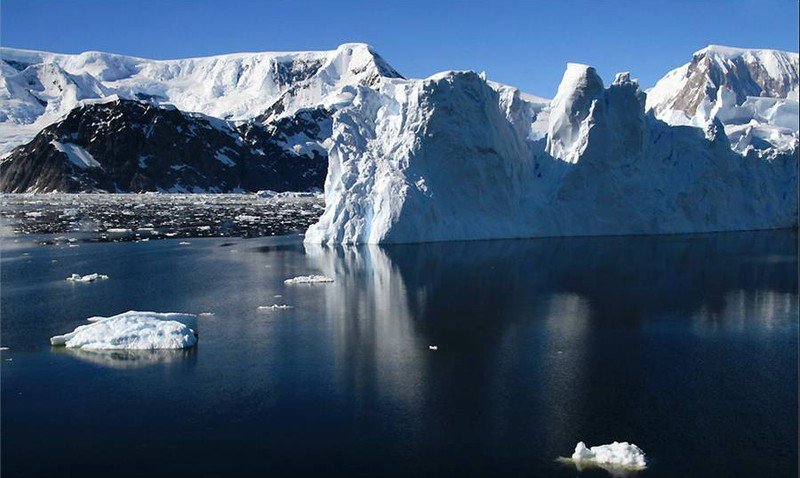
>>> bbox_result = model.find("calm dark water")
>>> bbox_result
[1,230,797,477]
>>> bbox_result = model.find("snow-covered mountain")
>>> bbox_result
[0,43,400,192]
[0,43,401,154]
[646,45,799,154]
[305,64,797,243]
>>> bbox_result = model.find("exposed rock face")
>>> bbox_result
[0,99,328,192]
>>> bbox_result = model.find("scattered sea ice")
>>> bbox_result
[258,304,294,310]
[284,275,334,284]
[570,441,647,470]
[66,273,109,282]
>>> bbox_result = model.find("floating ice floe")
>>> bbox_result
[179,241,191,245]
[570,441,647,471]
[258,304,294,310]
[0,346,9,351]
[66,273,109,282]
[284,275,334,284]
[50,311,198,350]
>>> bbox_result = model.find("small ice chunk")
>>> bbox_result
[257,304,294,310]
[0,346,9,351]
[66,273,109,282]
[50,311,198,350]
[179,241,191,245]
[284,275,334,284]
[570,441,647,470]
[106,228,131,233]
[255,190,278,199]
[429,345,438,350]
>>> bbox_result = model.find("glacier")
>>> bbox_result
[305,64,797,243]
[0,43,401,154]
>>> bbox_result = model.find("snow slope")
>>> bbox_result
[647,45,799,154]
[0,43,401,154]
[305,65,797,243]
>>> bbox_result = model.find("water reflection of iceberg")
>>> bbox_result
[52,347,198,369]
[302,230,796,471]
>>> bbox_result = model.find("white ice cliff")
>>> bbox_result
[305,64,797,243]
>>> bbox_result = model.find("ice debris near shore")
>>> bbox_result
[66,273,108,282]
[50,311,198,350]
[284,275,334,284]
[570,441,647,470]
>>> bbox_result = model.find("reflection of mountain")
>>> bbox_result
[304,230,797,475]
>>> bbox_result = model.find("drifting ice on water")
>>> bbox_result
[284,275,334,284]
[50,311,198,350]
[66,273,108,282]
[570,441,647,470]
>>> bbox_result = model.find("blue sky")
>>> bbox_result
[2,0,797,96]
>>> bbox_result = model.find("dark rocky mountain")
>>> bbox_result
[0,99,328,193]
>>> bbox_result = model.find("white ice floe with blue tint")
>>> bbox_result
[50,311,198,350]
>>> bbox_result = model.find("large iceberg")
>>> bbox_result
[305,65,797,244]
[50,311,198,350]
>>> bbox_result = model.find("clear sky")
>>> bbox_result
[2,0,798,96]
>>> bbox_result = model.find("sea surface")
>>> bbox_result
[1,208,797,477]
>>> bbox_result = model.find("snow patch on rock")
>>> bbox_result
[51,141,102,169]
